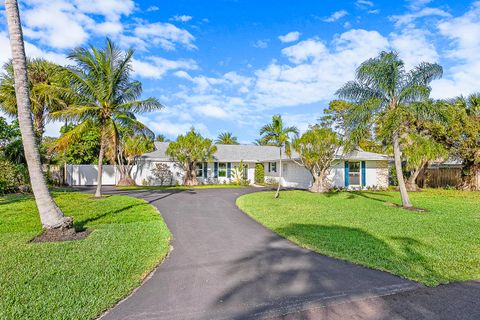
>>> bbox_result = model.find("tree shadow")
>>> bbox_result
[74,203,145,229]
[323,191,394,203]
[210,224,431,319]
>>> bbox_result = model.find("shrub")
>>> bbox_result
[0,159,27,194]
[254,163,265,184]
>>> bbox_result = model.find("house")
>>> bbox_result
[129,142,390,189]
[66,142,390,188]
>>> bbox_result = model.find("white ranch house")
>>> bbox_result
[67,142,390,189]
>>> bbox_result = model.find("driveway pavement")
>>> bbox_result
[97,187,479,320]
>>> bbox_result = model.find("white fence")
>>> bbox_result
[66,165,118,186]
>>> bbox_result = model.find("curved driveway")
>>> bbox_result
[99,187,426,320]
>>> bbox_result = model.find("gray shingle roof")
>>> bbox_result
[140,142,390,162]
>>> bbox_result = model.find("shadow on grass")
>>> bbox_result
[0,194,33,205]
[323,191,394,203]
[213,224,439,319]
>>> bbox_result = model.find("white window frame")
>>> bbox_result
[269,162,277,173]
[218,162,227,177]
[195,162,203,177]
[348,161,361,186]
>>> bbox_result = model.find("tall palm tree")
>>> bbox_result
[51,39,163,197]
[260,115,298,198]
[4,0,72,229]
[0,58,69,140]
[215,132,239,145]
[336,51,442,208]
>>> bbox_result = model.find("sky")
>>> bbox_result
[0,0,479,143]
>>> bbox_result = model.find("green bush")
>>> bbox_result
[254,163,265,184]
[0,159,26,194]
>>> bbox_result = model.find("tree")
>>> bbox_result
[55,123,101,164]
[0,58,69,140]
[156,134,168,142]
[253,138,276,146]
[321,100,384,153]
[403,133,448,191]
[50,39,163,197]
[400,99,449,191]
[4,0,72,230]
[166,128,217,186]
[215,132,239,145]
[336,51,442,208]
[117,134,154,186]
[259,115,299,198]
[291,126,341,192]
[444,94,480,190]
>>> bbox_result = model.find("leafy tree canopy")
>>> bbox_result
[215,132,239,145]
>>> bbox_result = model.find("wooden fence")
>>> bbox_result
[417,167,480,189]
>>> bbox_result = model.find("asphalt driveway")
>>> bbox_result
[96,187,423,320]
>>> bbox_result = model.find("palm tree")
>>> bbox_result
[215,132,239,145]
[259,115,298,198]
[51,39,163,197]
[4,0,72,230]
[0,58,69,140]
[336,51,442,208]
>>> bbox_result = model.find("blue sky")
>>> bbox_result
[1,0,479,143]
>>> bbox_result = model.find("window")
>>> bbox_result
[196,163,203,177]
[348,161,360,185]
[218,162,227,177]
[268,162,277,173]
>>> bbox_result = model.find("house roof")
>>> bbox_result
[140,142,390,162]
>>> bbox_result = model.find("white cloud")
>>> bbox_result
[323,10,348,23]
[0,31,69,66]
[132,56,197,79]
[95,21,124,36]
[146,6,159,12]
[17,0,135,49]
[253,39,269,48]
[278,31,301,43]
[390,28,439,69]
[355,0,374,9]
[193,105,229,119]
[431,1,480,98]
[281,39,328,64]
[407,0,433,10]
[73,0,134,21]
[391,7,451,27]
[253,29,389,108]
[170,15,193,22]
[134,22,197,51]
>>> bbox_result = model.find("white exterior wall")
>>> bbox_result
[67,164,117,186]
[133,161,256,186]
[264,160,388,189]
[66,160,389,188]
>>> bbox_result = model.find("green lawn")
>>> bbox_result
[237,189,480,286]
[118,184,247,191]
[0,192,171,320]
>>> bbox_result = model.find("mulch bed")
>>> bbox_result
[31,228,91,243]
[384,202,428,212]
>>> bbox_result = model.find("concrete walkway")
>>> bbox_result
[99,187,428,320]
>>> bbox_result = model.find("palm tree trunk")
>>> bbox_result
[393,131,412,208]
[275,147,282,198]
[5,0,71,229]
[94,132,105,197]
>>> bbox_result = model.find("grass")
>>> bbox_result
[237,189,480,286]
[118,184,247,191]
[0,191,171,320]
